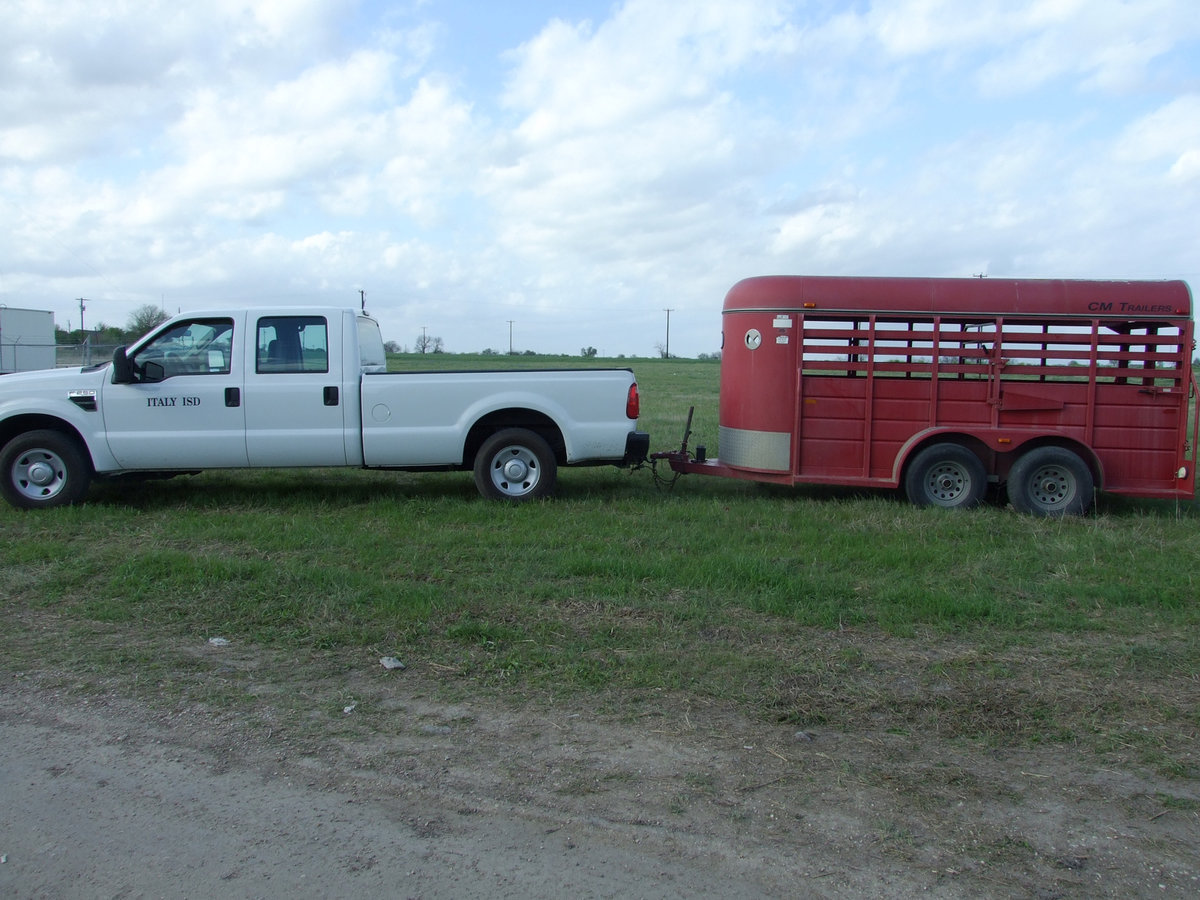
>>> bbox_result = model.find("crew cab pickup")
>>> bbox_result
[0,308,648,508]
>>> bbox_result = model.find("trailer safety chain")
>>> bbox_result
[649,455,683,491]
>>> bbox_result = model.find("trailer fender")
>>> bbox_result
[892,430,993,487]
[996,437,1105,492]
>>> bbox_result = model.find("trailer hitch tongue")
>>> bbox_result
[650,405,698,491]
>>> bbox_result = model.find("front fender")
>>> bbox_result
[0,370,121,472]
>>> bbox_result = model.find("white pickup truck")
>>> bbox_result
[0,307,648,508]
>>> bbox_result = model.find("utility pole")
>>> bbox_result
[78,298,89,334]
[421,326,427,354]
[507,320,514,354]
[663,308,673,359]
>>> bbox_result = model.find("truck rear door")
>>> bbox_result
[244,313,350,466]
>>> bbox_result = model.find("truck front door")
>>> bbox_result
[101,317,250,469]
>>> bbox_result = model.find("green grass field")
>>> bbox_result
[2,355,1197,774]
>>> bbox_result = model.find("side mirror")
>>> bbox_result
[112,347,134,384]
[141,361,165,384]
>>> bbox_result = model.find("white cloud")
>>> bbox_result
[772,199,867,257]
[1114,95,1200,173]
[483,0,800,297]
[0,0,361,166]
[1170,150,1200,181]
[97,51,476,229]
[851,0,1200,96]
[501,1,795,141]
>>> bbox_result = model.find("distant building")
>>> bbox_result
[0,307,56,373]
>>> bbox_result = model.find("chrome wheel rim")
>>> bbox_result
[923,461,972,504]
[487,445,542,497]
[1028,465,1074,508]
[12,448,69,502]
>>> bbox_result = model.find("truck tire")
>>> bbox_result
[904,443,987,509]
[0,430,92,510]
[473,428,557,501]
[1007,446,1093,517]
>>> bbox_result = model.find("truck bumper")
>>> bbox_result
[623,431,650,465]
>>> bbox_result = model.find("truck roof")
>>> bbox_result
[157,307,374,319]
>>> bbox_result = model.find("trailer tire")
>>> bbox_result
[0,430,92,510]
[904,443,987,510]
[473,428,557,502]
[1007,446,1093,517]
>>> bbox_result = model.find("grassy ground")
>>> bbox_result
[2,356,1198,778]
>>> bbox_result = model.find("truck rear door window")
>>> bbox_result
[256,317,329,373]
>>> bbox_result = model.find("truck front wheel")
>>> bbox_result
[0,430,92,510]
[473,428,557,501]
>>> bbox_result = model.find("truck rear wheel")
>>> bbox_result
[1007,446,1093,517]
[0,430,92,510]
[904,443,987,509]
[473,428,557,501]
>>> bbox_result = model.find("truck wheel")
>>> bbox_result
[1007,446,1093,517]
[904,443,987,509]
[473,428,557,501]
[0,430,92,510]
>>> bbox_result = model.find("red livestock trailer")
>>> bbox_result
[655,276,1197,515]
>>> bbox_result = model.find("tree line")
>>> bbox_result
[56,304,172,345]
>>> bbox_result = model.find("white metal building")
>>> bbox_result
[0,306,56,373]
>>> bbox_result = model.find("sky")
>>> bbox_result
[2,0,1199,358]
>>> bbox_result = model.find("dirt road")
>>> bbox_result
[2,655,1197,898]
[1,697,762,898]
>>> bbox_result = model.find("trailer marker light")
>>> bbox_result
[803,302,816,308]
[997,437,1012,444]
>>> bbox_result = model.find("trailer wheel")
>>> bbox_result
[473,428,557,501]
[0,430,92,510]
[1007,446,1093,517]
[904,443,987,510]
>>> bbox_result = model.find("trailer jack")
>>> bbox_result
[649,406,705,490]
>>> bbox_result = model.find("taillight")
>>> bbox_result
[626,383,640,419]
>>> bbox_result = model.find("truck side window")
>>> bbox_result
[132,319,234,381]
[256,317,329,374]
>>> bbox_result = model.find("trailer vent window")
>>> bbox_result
[800,316,997,380]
